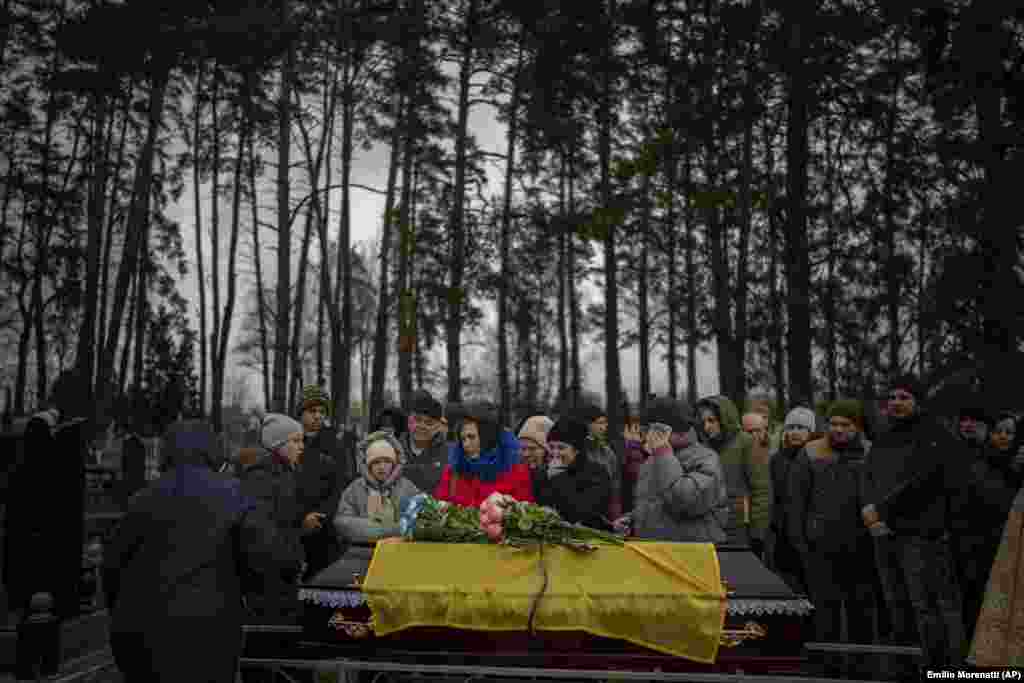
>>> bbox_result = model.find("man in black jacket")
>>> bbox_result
[295,385,349,580]
[400,390,450,493]
[788,400,874,662]
[862,374,968,668]
[104,420,302,682]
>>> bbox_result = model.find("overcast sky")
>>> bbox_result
[167,91,720,414]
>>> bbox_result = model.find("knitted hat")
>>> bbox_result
[828,399,864,425]
[783,407,817,432]
[366,439,400,468]
[261,413,303,452]
[547,417,590,455]
[641,397,693,434]
[409,390,443,420]
[889,374,925,400]
[298,385,331,416]
[161,419,221,471]
[518,415,555,448]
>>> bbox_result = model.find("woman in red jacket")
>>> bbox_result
[434,404,534,506]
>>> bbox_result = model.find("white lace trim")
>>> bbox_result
[298,589,814,617]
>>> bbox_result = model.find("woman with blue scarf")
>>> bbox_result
[434,402,535,507]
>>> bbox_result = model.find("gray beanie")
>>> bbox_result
[783,407,817,432]
[261,413,303,452]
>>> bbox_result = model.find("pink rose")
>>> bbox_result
[483,521,504,542]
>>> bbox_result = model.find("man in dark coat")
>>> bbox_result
[400,390,450,494]
[103,420,302,682]
[295,386,349,580]
[862,374,969,668]
[788,400,875,668]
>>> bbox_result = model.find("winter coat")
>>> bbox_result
[533,448,612,530]
[622,437,648,514]
[400,431,451,494]
[434,429,534,507]
[631,428,729,543]
[104,463,302,682]
[334,457,421,544]
[786,437,872,557]
[239,452,304,619]
[586,437,622,520]
[3,413,86,619]
[768,446,804,574]
[305,428,357,489]
[863,411,969,539]
[696,396,772,545]
[296,438,348,578]
[953,446,1022,573]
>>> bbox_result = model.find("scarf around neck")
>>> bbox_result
[449,428,521,482]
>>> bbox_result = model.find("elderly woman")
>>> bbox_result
[334,432,420,543]
[534,417,612,530]
[434,403,534,507]
[517,413,555,493]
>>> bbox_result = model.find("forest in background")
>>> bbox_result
[0,0,1022,440]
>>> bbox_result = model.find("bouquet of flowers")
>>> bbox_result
[399,493,489,543]
[399,492,624,552]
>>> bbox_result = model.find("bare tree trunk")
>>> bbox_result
[209,67,222,417]
[557,156,568,400]
[76,81,109,408]
[883,30,902,375]
[273,0,295,413]
[98,68,170,412]
[248,135,271,410]
[396,94,417,408]
[600,0,623,471]
[192,63,208,416]
[684,147,698,402]
[823,118,838,400]
[637,165,651,405]
[445,0,478,405]
[783,9,813,405]
[98,83,132,365]
[498,36,523,427]
[336,54,355,427]
[734,106,754,405]
[567,153,580,403]
[213,97,250,433]
[764,112,786,408]
[290,205,315,411]
[369,92,403,424]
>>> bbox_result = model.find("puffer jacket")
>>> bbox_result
[696,395,772,545]
[334,438,421,544]
[434,429,534,507]
[632,428,728,543]
[787,437,872,556]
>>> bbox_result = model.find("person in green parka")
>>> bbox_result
[696,395,773,556]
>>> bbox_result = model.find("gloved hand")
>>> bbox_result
[547,459,568,478]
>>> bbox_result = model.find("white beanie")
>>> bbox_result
[518,415,554,447]
[261,413,303,452]
[783,407,817,433]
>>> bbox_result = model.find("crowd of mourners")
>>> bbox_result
[7,371,1020,681]
[226,379,1020,676]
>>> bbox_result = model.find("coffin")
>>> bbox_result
[285,544,813,675]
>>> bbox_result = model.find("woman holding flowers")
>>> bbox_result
[533,417,613,531]
[334,432,421,543]
[434,403,534,507]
